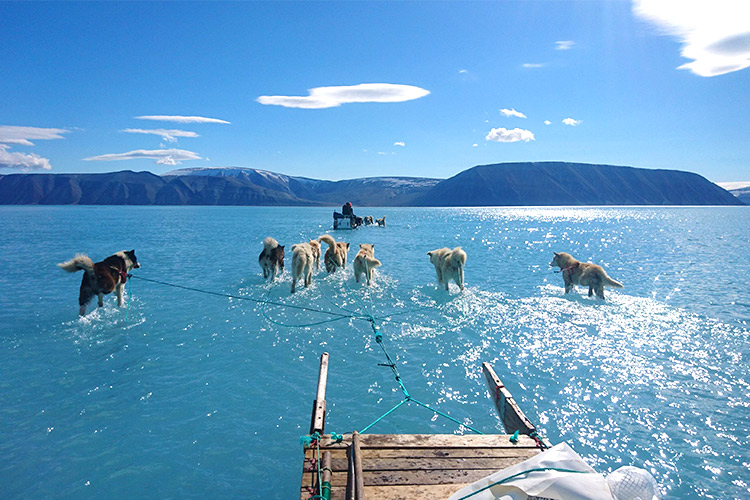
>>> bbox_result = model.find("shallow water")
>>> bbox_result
[0,205,748,499]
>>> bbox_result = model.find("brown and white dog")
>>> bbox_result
[259,237,285,281]
[58,250,141,316]
[353,243,381,285]
[549,252,623,299]
[319,234,350,273]
[290,241,317,293]
[427,247,467,291]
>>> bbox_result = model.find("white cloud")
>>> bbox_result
[500,108,527,118]
[0,144,51,170]
[0,125,69,146]
[122,128,199,143]
[394,141,405,147]
[563,118,582,126]
[544,120,552,125]
[522,63,545,69]
[257,83,430,109]
[633,0,750,76]
[135,115,230,124]
[472,143,478,147]
[555,40,575,50]
[84,148,202,165]
[459,69,468,74]
[0,125,69,170]
[486,127,535,143]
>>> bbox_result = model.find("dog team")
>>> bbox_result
[59,242,623,315]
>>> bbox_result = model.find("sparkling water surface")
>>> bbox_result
[1,206,748,499]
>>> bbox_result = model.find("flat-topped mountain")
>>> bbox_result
[0,162,743,206]
[412,162,743,206]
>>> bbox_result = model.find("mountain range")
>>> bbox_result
[0,162,744,206]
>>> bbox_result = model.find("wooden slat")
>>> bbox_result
[305,467,508,487]
[482,362,536,435]
[331,455,538,473]
[364,484,468,500]
[352,431,365,499]
[310,353,329,434]
[306,446,537,462]
[316,433,538,449]
[302,483,469,500]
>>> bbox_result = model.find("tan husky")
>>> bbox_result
[549,252,623,299]
[319,234,350,273]
[427,247,467,291]
[353,243,381,285]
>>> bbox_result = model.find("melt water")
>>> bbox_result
[1,206,748,499]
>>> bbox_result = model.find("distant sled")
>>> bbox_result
[333,211,359,230]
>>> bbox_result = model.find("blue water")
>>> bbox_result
[1,206,748,499]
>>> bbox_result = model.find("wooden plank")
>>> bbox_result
[310,352,329,434]
[364,484,468,500]
[482,362,536,435]
[306,446,538,462]
[316,433,539,449]
[321,451,332,500]
[303,484,470,500]
[306,467,509,487]
[329,455,538,473]
[352,431,365,500]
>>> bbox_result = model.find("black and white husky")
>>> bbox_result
[259,237,285,281]
[58,250,141,316]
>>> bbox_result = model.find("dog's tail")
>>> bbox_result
[451,247,467,266]
[58,254,95,274]
[318,234,336,248]
[263,236,279,250]
[604,275,624,288]
[366,256,381,270]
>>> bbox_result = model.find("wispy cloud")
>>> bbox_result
[522,63,545,69]
[0,125,69,146]
[486,127,535,143]
[394,141,405,147]
[122,128,199,143]
[500,108,527,119]
[544,120,552,125]
[135,115,230,124]
[633,0,750,76]
[84,148,202,166]
[555,40,575,51]
[562,118,582,126]
[257,83,430,109]
[0,125,69,170]
[458,69,468,74]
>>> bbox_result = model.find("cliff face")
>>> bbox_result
[412,162,743,206]
[0,162,743,206]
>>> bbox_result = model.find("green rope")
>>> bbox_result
[129,275,355,320]
[454,467,595,500]
[359,398,409,434]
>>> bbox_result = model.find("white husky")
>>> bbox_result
[427,247,467,291]
[353,243,381,285]
[290,242,317,293]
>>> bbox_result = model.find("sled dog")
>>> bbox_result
[319,234,350,273]
[427,247,467,291]
[290,242,317,293]
[549,252,623,299]
[353,243,382,285]
[58,250,141,316]
[259,237,285,281]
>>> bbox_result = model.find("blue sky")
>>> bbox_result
[1,1,748,183]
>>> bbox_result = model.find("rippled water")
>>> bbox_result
[1,206,748,499]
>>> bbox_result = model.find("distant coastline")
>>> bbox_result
[0,162,744,206]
